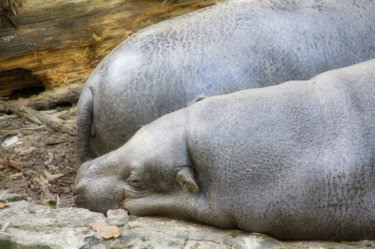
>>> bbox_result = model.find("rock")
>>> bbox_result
[0,190,30,203]
[0,197,374,248]
[106,209,128,226]
[0,200,105,249]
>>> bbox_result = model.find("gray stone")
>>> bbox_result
[0,200,374,248]
[0,200,106,249]
[90,244,107,249]
[106,209,128,226]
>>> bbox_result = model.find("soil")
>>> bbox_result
[0,96,79,208]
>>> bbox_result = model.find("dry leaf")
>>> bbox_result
[90,222,121,240]
[8,161,26,174]
[15,146,36,155]
[0,202,9,209]
[38,175,51,188]
[44,152,54,165]
[43,170,64,182]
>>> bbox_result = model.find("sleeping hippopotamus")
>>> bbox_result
[76,0,375,161]
[74,59,375,241]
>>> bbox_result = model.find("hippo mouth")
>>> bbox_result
[124,189,147,199]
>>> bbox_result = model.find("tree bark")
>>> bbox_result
[0,0,223,97]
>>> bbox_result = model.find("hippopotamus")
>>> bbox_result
[74,59,375,241]
[76,0,375,161]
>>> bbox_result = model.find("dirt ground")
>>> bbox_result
[0,95,79,208]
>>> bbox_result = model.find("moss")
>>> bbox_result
[45,203,56,209]
[227,230,241,238]
[262,234,274,240]
[0,195,28,203]
[6,195,27,202]
[113,244,123,249]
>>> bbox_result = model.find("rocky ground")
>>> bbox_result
[1,93,375,249]
[2,194,375,249]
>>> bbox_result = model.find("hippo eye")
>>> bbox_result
[128,176,142,189]
[130,179,140,184]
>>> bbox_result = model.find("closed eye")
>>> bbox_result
[130,179,140,184]
[128,177,145,190]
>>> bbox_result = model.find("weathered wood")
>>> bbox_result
[3,104,43,125]
[0,68,43,96]
[22,106,75,135]
[0,82,80,134]
[1,103,76,135]
[0,0,224,97]
[0,83,83,111]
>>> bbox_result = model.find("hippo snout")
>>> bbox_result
[74,176,127,213]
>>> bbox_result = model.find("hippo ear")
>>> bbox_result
[176,167,199,194]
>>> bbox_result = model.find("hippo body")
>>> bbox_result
[77,0,375,161]
[75,59,375,240]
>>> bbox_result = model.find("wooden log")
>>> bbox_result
[0,0,224,97]
[0,68,43,96]
[0,83,83,111]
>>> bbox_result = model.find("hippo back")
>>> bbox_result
[185,59,375,240]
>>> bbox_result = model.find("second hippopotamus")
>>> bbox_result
[77,0,375,161]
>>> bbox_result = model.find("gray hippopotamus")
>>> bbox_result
[74,59,375,241]
[76,0,375,161]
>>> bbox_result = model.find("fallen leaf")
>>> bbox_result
[8,161,26,174]
[90,222,121,240]
[38,175,51,188]
[43,170,64,182]
[44,152,54,165]
[0,202,9,209]
[15,146,36,155]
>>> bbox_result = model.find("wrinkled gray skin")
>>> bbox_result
[76,0,375,161]
[75,59,375,241]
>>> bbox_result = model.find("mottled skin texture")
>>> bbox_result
[74,59,375,241]
[76,0,375,161]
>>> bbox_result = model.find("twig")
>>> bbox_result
[2,104,75,135]
[0,114,18,120]
[21,106,75,135]
[4,104,43,125]
[0,231,9,237]
[8,161,26,173]
[0,149,26,174]
[160,0,168,9]
[1,222,10,233]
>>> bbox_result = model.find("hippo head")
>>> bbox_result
[74,112,199,213]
